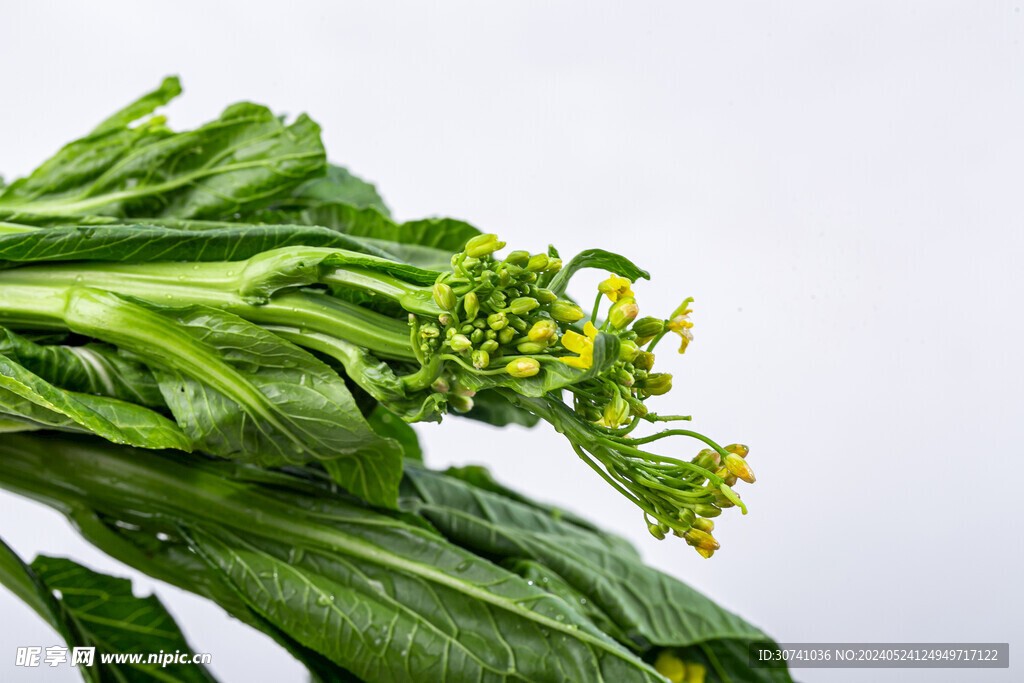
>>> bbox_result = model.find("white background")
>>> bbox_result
[1,2,1022,682]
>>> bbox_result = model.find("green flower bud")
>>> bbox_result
[480,339,499,353]
[545,258,562,273]
[516,341,546,354]
[611,367,635,387]
[498,269,513,287]
[608,297,639,330]
[505,250,530,266]
[677,508,697,527]
[712,492,736,508]
[485,329,497,340]
[472,349,490,369]
[632,316,664,343]
[465,233,505,258]
[723,453,756,484]
[506,357,541,378]
[549,300,585,323]
[521,271,537,283]
[642,372,672,396]
[526,254,549,272]
[634,350,655,371]
[603,393,630,428]
[508,315,528,332]
[488,291,507,309]
[694,503,722,518]
[647,523,666,541]
[528,319,558,343]
[460,323,474,334]
[449,334,472,352]
[692,518,715,533]
[692,449,721,472]
[448,393,474,413]
[463,291,480,320]
[498,327,516,345]
[432,283,457,311]
[577,402,602,422]
[487,312,508,330]
[438,313,453,326]
[617,339,640,362]
[430,377,450,393]
[420,323,441,339]
[534,288,557,303]
[470,329,484,344]
[472,317,486,329]
[509,297,539,315]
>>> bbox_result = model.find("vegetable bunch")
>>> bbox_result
[0,78,791,682]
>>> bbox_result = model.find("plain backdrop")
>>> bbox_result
[1,2,1021,682]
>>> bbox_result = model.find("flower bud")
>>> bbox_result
[487,290,507,309]
[534,288,558,303]
[516,341,545,354]
[486,312,508,330]
[632,316,664,344]
[677,508,697,527]
[684,528,720,551]
[509,297,539,315]
[472,349,490,369]
[419,324,440,339]
[448,393,474,413]
[505,250,530,265]
[692,518,715,533]
[694,503,722,518]
[498,269,513,287]
[430,377,450,393]
[526,254,549,272]
[693,448,721,470]
[470,328,485,344]
[498,327,516,345]
[725,443,749,458]
[463,291,480,320]
[438,313,453,326]
[549,300,585,323]
[506,357,541,378]
[603,393,630,428]
[608,297,639,329]
[545,258,562,273]
[465,233,505,258]
[647,523,666,541]
[695,547,715,560]
[634,350,655,371]
[528,319,558,343]
[432,283,457,311]
[618,339,640,362]
[723,453,756,484]
[449,334,472,352]
[508,315,527,332]
[480,339,499,353]
[642,373,673,396]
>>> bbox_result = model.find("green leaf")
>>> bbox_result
[0,80,325,221]
[284,164,392,217]
[367,405,423,461]
[0,326,164,407]
[0,222,397,266]
[401,466,791,682]
[31,555,219,682]
[0,352,191,450]
[97,297,403,507]
[547,249,651,297]
[91,75,183,135]
[0,535,217,683]
[0,433,667,683]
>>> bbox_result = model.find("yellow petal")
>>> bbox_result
[583,321,599,339]
[561,330,590,354]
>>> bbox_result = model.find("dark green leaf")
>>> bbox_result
[0,80,325,221]
[0,352,191,450]
[283,164,391,217]
[0,326,164,407]
[548,249,651,297]
[457,390,541,428]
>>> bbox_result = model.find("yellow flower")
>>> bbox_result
[666,298,694,354]
[597,275,633,303]
[559,322,599,369]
